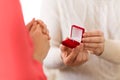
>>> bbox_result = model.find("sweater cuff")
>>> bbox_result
[100,39,120,64]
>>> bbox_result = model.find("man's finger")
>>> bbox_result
[83,30,104,37]
[82,37,104,43]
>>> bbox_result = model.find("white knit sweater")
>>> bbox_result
[40,0,120,80]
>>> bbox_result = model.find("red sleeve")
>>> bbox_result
[0,0,46,80]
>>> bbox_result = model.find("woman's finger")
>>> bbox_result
[26,18,35,31]
[37,20,48,33]
[30,21,38,32]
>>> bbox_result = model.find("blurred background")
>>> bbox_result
[20,0,42,24]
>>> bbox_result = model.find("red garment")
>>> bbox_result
[0,0,46,80]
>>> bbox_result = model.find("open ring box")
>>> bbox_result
[62,25,85,48]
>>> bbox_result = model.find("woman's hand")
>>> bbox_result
[82,30,105,56]
[26,19,50,62]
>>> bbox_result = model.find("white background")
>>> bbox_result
[20,0,42,24]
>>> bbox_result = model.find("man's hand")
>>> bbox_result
[60,43,88,66]
[82,30,105,56]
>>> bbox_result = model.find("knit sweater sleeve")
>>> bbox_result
[100,39,120,64]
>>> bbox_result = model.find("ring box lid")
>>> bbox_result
[70,25,85,42]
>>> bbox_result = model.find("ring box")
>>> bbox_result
[62,25,85,48]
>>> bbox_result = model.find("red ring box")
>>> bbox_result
[62,25,85,48]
